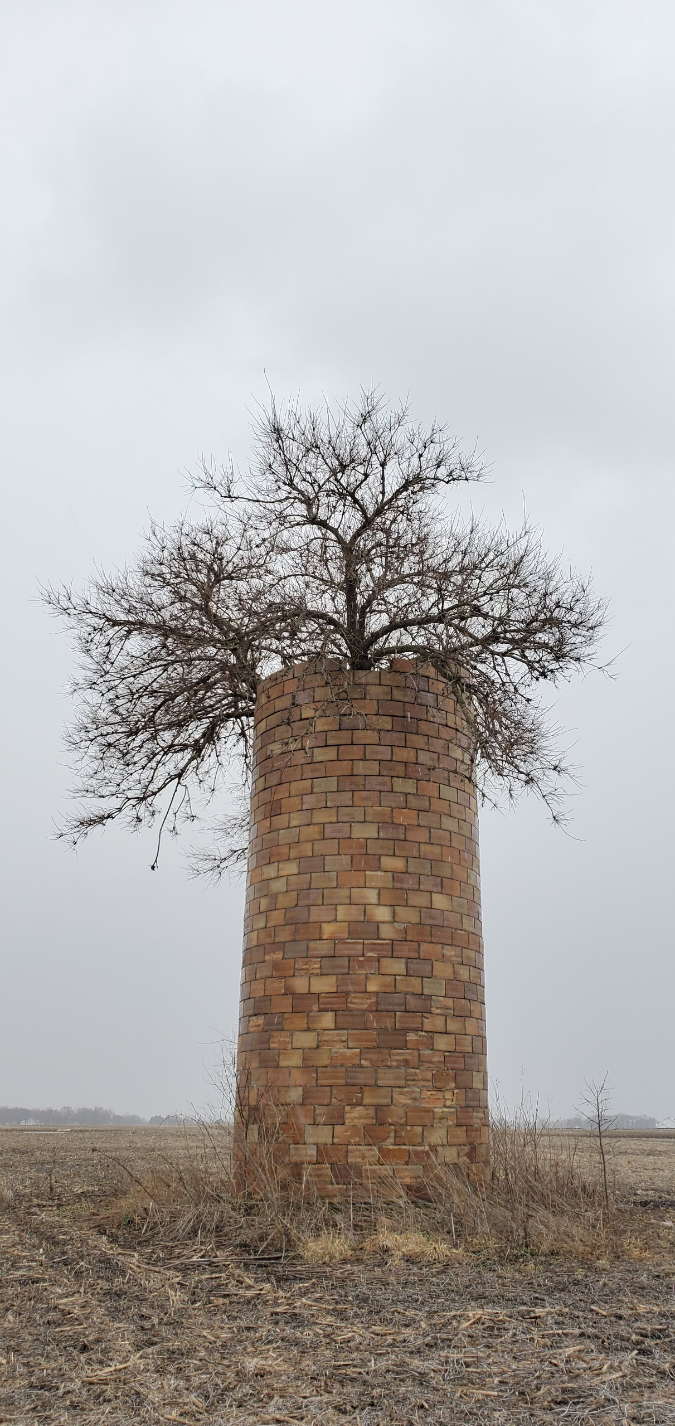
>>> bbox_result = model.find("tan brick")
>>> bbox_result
[303,1049,332,1067]
[379,958,408,975]
[278,1050,305,1067]
[362,1087,393,1105]
[346,1145,381,1164]
[307,1013,335,1031]
[288,1144,318,1163]
[366,975,396,992]
[304,1125,334,1144]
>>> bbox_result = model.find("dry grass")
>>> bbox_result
[1,1122,674,1423]
[92,1103,669,1262]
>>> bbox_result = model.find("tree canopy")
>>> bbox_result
[45,392,607,868]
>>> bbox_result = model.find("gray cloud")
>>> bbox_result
[1,0,673,1119]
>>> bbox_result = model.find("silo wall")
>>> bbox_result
[237,660,489,1194]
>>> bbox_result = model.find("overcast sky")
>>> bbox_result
[1,1,674,1121]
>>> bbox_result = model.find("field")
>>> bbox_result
[1,1126,674,1425]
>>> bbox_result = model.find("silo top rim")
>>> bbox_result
[255,658,455,695]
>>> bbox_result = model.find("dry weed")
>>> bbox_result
[99,1097,641,1264]
[300,1229,354,1262]
[361,1225,461,1262]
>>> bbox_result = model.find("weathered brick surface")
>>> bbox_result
[238,660,489,1193]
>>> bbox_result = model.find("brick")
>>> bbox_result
[364,1124,395,1145]
[333,1123,366,1145]
[347,1145,381,1164]
[292,1031,318,1048]
[362,1087,393,1105]
[366,975,396,992]
[314,1105,345,1125]
[288,1144,318,1163]
[316,1145,349,1164]
[278,1050,304,1067]
[304,1125,334,1144]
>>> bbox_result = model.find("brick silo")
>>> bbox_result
[237,660,489,1194]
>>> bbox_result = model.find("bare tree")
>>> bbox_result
[578,1075,616,1212]
[44,391,607,871]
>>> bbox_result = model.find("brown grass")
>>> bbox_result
[96,1102,664,1262]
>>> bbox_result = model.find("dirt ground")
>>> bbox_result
[1,1126,674,1425]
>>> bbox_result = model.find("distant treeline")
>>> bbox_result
[0,1106,184,1127]
[557,1114,658,1130]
